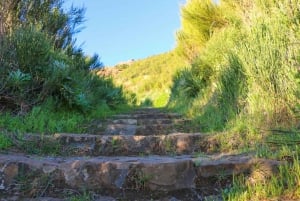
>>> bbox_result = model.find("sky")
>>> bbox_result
[64,0,186,67]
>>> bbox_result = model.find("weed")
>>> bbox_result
[0,132,12,150]
[68,192,93,201]
[164,138,176,155]
[111,137,121,150]
[194,160,202,167]
[224,154,300,200]
[132,171,153,190]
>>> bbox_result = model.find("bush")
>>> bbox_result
[0,26,126,114]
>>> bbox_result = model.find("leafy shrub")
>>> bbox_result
[0,26,126,114]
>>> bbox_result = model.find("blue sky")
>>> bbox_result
[65,0,186,66]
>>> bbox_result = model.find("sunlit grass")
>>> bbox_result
[224,154,300,201]
[0,99,132,135]
[106,51,186,107]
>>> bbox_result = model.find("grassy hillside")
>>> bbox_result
[98,51,186,107]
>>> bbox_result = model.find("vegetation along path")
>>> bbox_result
[0,108,281,201]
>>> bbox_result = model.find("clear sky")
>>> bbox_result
[64,0,186,66]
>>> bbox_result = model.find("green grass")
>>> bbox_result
[169,0,300,135]
[102,51,186,107]
[0,99,133,135]
[220,130,300,200]
[0,132,13,150]
[68,192,93,201]
[224,155,300,201]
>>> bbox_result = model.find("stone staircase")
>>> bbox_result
[0,108,281,201]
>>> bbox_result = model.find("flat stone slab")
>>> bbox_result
[113,113,182,119]
[21,133,219,156]
[87,109,190,135]
[103,122,190,135]
[0,153,281,198]
[105,124,137,135]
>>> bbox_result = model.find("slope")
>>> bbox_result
[97,51,186,107]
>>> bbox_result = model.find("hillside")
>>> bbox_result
[98,51,186,107]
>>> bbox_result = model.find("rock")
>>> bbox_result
[112,119,137,125]
[94,195,116,201]
[22,133,216,156]
[160,197,181,201]
[0,154,197,195]
[105,124,137,135]
[0,153,281,198]
[126,159,196,191]
[194,154,281,178]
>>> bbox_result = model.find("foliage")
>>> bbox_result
[0,132,12,150]
[0,0,127,116]
[224,152,300,201]
[176,0,228,62]
[165,1,300,199]
[0,0,85,51]
[169,0,300,133]
[0,98,130,134]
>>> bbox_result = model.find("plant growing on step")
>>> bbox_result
[10,132,62,155]
[0,132,12,150]
[164,138,176,155]
[68,192,93,201]
[16,166,56,197]
[135,172,153,190]
[111,137,121,151]
[127,169,153,190]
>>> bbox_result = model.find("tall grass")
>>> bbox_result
[224,154,300,201]
[169,0,300,134]
[236,13,299,129]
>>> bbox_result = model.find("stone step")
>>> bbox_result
[133,123,189,135]
[94,121,192,136]
[18,133,219,156]
[0,153,281,200]
[105,123,177,136]
[106,118,189,125]
[88,117,191,135]
[112,113,182,120]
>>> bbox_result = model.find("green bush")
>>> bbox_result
[12,26,52,74]
[0,26,126,114]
